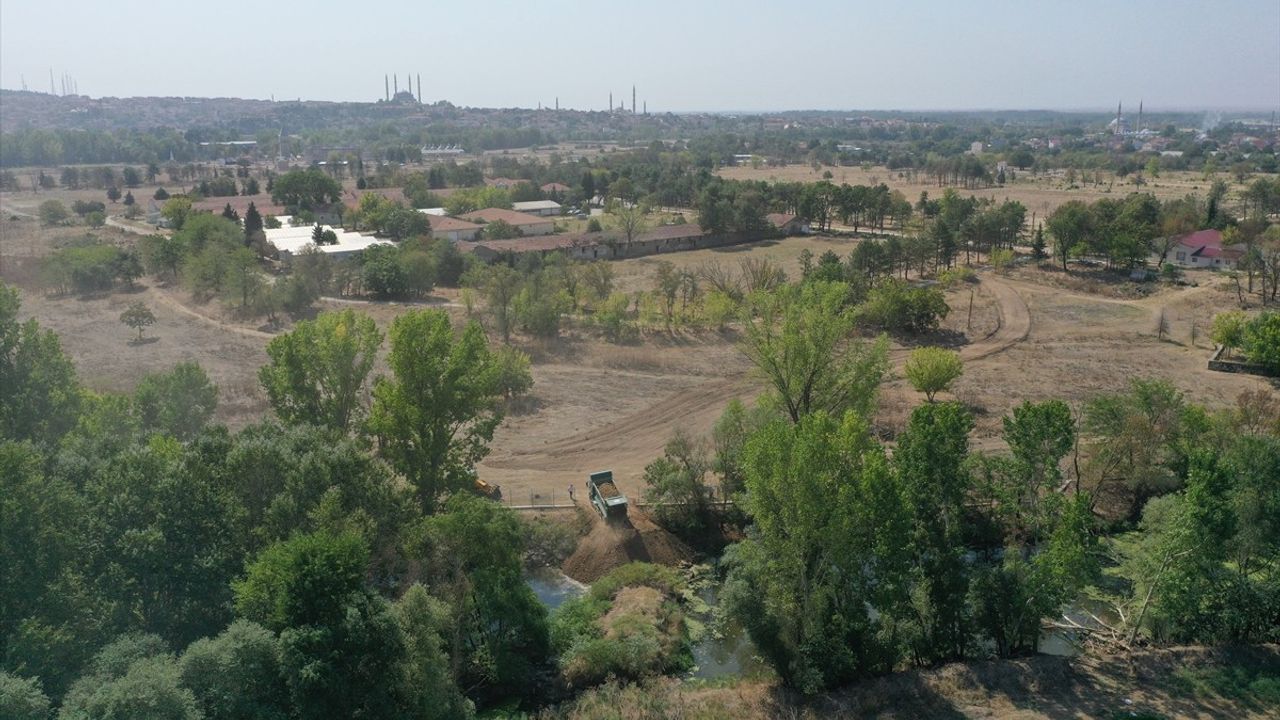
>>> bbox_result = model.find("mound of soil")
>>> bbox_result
[562,507,695,583]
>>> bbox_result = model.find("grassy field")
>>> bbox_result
[717,163,1250,220]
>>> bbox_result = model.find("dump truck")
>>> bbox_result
[586,470,627,520]
[474,478,502,501]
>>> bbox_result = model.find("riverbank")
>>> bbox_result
[545,644,1280,719]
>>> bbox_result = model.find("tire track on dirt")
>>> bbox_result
[482,277,1031,477]
[144,285,277,340]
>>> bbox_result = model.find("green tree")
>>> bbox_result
[38,199,68,226]
[642,430,714,537]
[106,186,122,203]
[138,233,188,280]
[895,401,975,664]
[119,301,156,341]
[233,530,408,718]
[133,362,218,440]
[270,168,342,210]
[393,585,474,720]
[904,346,963,402]
[1241,312,1280,372]
[178,620,289,720]
[62,655,201,720]
[0,285,82,443]
[493,345,533,400]
[1046,200,1091,271]
[741,281,889,422]
[0,442,86,674]
[418,495,549,697]
[724,411,910,692]
[0,672,50,720]
[161,196,194,230]
[360,244,407,299]
[259,310,382,433]
[367,311,504,511]
[476,264,522,343]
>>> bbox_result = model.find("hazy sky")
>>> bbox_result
[2,0,1277,111]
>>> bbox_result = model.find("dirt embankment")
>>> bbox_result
[555,644,1280,719]
[562,507,695,583]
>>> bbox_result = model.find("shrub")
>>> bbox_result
[1211,310,1248,358]
[856,280,949,334]
[550,563,692,688]
[38,199,69,226]
[905,346,964,402]
[1242,312,1280,372]
[938,266,977,287]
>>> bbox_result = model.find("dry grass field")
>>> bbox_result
[3,186,1274,508]
[717,163,1247,220]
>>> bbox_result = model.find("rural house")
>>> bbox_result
[766,213,812,235]
[1156,229,1245,270]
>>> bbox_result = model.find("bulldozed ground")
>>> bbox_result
[2,188,1275,512]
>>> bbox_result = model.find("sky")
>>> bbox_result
[2,0,1278,112]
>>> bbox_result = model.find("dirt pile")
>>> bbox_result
[561,508,695,583]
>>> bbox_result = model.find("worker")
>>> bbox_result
[568,484,575,501]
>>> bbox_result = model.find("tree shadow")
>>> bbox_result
[127,336,160,346]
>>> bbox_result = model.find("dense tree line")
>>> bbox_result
[0,286,549,715]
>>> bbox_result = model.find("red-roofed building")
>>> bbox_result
[766,212,811,235]
[458,207,556,236]
[426,215,482,242]
[1157,229,1245,270]
[540,182,572,195]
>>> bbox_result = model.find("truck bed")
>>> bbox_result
[594,480,621,499]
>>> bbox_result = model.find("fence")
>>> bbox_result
[1207,345,1277,378]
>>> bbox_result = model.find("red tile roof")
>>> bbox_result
[541,182,571,193]
[766,212,799,228]
[1174,229,1223,250]
[427,215,482,233]
[458,208,553,226]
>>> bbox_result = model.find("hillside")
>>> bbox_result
[551,645,1280,719]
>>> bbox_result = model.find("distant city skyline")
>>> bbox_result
[2,0,1277,112]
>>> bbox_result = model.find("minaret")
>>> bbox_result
[417,74,421,103]
[643,101,647,115]
[394,75,398,95]
[632,85,636,114]
[385,75,389,102]
[609,92,612,113]
[555,97,559,111]
[1138,100,1143,132]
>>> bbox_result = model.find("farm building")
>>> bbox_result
[427,215,482,242]
[459,208,556,236]
[264,224,390,261]
[766,213,811,235]
[1155,229,1245,270]
[511,200,563,216]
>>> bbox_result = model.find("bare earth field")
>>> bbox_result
[717,164,1245,219]
[3,192,1275,507]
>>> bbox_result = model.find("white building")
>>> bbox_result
[264,225,391,261]
[511,200,563,217]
